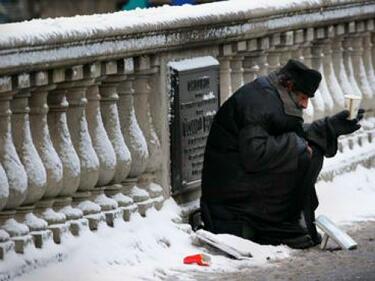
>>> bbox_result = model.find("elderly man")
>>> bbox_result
[200,59,364,249]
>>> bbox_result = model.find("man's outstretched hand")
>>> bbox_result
[329,109,364,137]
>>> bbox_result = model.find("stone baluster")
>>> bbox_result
[11,74,53,248]
[150,55,169,192]
[116,60,152,216]
[29,72,63,199]
[311,27,335,117]
[267,33,281,73]
[99,58,138,221]
[342,23,363,99]
[0,77,14,261]
[28,71,69,244]
[147,56,168,208]
[48,68,87,236]
[291,30,305,61]
[98,62,130,184]
[11,75,47,206]
[350,21,373,111]
[218,44,232,103]
[363,20,375,112]
[331,24,359,101]
[279,31,294,66]
[0,76,31,253]
[0,154,8,212]
[290,29,314,122]
[319,26,345,114]
[85,63,120,226]
[0,78,28,210]
[64,65,103,230]
[303,28,325,120]
[134,55,164,211]
[242,38,260,84]
[256,37,270,76]
[87,67,117,187]
[230,42,245,92]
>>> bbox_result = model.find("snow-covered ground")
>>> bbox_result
[3,165,375,281]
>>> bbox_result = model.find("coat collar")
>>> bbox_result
[267,71,303,119]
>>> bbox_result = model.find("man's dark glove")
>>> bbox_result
[329,109,363,137]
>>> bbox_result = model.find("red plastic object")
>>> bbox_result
[183,254,211,266]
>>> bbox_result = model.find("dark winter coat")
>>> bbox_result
[201,73,338,224]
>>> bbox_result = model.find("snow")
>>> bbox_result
[169,57,219,71]
[94,194,118,210]
[2,219,29,237]
[111,193,134,207]
[24,213,48,231]
[128,185,150,202]
[1,0,373,70]
[4,165,375,281]
[77,200,101,215]
[0,229,10,242]
[0,1,322,48]
[316,165,375,224]
[42,208,66,224]
[59,206,83,220]
[202,91,215,101]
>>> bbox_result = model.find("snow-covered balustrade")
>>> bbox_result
[0,0,375,261]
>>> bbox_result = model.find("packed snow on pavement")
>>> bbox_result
[2,164,374,281]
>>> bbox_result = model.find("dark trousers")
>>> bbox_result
[297,145,324,242]
[201,146,324,244]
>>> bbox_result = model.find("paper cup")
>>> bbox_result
[344,95,362,119]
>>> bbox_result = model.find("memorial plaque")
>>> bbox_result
[169,56,220,195]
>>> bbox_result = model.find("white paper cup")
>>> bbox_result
[344,95,362,119]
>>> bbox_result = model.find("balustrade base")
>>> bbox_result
[136,199,154,217]
[48,223,70,244]
[69,218,89,236]
[59,205,84,221]
[31,229,53,248]
[85,212,106,231]
[121,204,138,222]
[12,234,33,254]
[0,240,14,260]
[104,209,123,227]
[53,197,75,211]
[153,196,164,211]
[106,189,138,221]
[137,174,165,211]
[122,178,153,216]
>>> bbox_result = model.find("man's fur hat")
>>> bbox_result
[279,59,322,97]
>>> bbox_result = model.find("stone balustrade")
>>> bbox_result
[0,0,375,263]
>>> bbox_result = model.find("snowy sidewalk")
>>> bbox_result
[3,165,375,281]
[169,221,375,281]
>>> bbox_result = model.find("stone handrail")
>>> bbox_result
[0,0,374,265]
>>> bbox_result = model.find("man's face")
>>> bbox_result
[284,80,310,110]
[294,91,309,109]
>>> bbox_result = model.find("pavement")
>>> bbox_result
[167,221,375,281]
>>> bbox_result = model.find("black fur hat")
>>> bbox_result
[279,59,322,97]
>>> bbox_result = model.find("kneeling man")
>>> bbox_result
[200,59,363,249]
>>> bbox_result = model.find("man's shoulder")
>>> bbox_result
[232,76,279,103]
